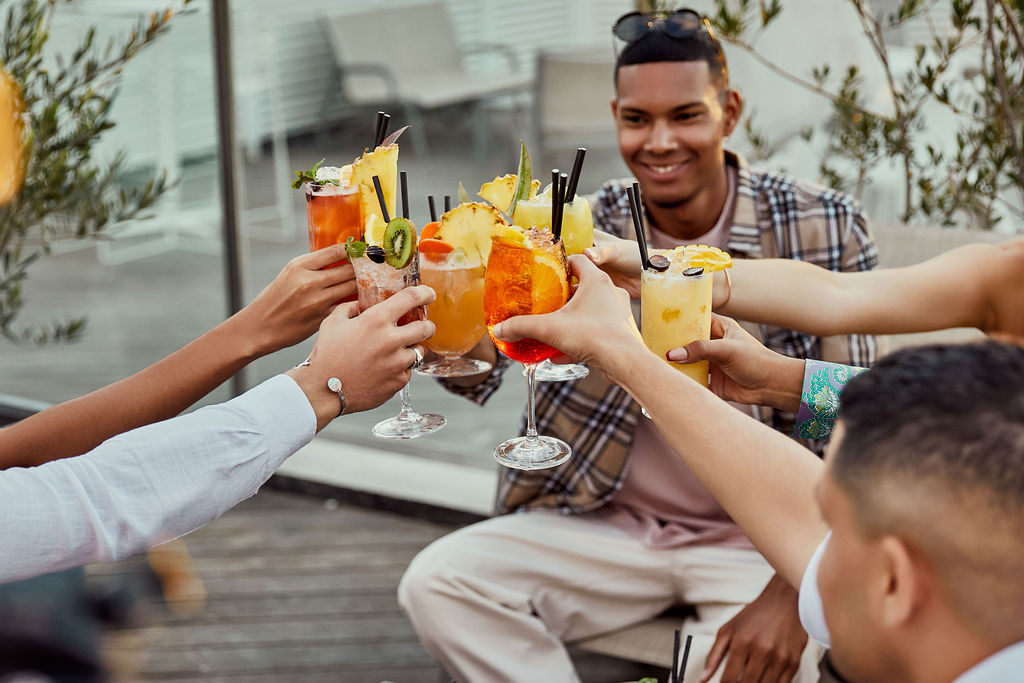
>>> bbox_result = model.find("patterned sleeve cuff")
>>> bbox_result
[793,360,868,440]
[437,352,512,406]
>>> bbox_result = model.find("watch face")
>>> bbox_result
[327,377,342,392]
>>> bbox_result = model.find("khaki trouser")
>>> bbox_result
[399,510,823,683]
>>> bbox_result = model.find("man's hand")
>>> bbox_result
[702,574,808,683]
[669,315,805,413]
[242,244,358,357]
[288,285,436,430]
[491,255,645,375]
[582,230,644,298]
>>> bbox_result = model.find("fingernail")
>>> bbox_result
[667,348,687,362]
[491,323,504,339]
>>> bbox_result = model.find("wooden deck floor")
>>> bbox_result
[92,487,665,683]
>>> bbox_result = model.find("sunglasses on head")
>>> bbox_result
[612,8,712,42]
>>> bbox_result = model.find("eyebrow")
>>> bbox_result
[618,102,707,115]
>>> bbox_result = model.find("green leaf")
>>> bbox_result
[292,158,333,189]
[344,237,367,260]
[507,139,533,216]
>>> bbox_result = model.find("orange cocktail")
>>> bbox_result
[484,226,572,471]
[417,251,492,377]
[305,183,362,253]
[485,228,568,364]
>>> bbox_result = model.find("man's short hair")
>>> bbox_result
[614,27,729,93]
[834,340,1024,642]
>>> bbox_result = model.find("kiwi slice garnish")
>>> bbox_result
[383,217,417,268]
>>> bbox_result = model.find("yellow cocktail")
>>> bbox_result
[640,245,733,386]
[641,259,713,386]
[512,190,594,255]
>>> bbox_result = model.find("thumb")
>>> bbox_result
[327,300,360,321]
[670,338,736,366]
[491,311,556,344]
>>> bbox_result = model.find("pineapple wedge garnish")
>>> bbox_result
[435,202,510,265]
[350,144,398,223]
[478,174,540,214]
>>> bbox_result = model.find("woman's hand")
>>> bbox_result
[239,244,358,357]
[288,285,437,430]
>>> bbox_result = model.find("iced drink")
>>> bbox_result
[420,254,486,357]
[305,183,362,253]
[641,252,713,386]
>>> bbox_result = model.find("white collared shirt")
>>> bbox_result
[798,535,1024,681]
[0,374,315,584]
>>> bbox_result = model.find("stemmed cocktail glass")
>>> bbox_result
[352,173,446,439]
[484,225,572,470]
[511,150,593,382]
[416,248,492,377]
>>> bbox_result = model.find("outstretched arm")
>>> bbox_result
[718,243,1008,336]
[492,256,828,588]
[0,285,435,584]
[0,245,357,468]
[585,232,1017,337]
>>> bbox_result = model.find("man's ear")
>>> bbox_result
[878,535,925,629]
[611,98,619,120]
[722,89,743,138]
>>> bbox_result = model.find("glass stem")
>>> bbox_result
[397,383,416,419]
[524,363,539,439]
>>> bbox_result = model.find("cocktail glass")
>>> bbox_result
[511,192,595,382]
[351,253,446,439]
[640,251,713,416]
[305,181,362,301]
[416,250,492,377]
[484,228,572,470]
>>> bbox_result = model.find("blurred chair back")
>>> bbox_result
[534,48,617,162]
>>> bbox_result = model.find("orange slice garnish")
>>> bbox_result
[421,221,441,240]
[530,251,569,313]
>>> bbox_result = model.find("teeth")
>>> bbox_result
[650,164,680,174]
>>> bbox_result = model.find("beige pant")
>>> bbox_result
[399,510,822,683]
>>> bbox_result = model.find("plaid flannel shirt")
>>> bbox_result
[443,152,879,516]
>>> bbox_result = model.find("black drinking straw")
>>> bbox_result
[565,147,587,201]
[553,172,568,241]
[627,184,650,270]
[670,630,681,683]
[375,113,391,148]
[550,168,560,234]
[372,175,391,223]
[677,633,693,683]
[427,195,438,222]
[444,195,452,212]
[373,111,386,149]
[400,171,409,219]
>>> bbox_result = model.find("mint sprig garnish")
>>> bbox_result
[292,158,340,189]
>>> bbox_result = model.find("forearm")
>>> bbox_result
[0,375,314,584]
[0,314,262,468]
[716,259,852,336]
[608,349,827,587]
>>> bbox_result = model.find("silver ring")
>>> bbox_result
[409,346,423,370]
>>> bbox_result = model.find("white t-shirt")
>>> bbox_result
[0,374,315,584]
[798,535,1024,681]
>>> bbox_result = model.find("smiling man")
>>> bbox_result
[400,10,877,683]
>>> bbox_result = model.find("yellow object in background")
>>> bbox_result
[0,67,25,206]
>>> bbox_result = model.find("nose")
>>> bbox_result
[643,118,678,154]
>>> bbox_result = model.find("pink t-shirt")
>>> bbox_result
[597,166,755,550]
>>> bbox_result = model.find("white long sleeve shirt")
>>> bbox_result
[0,374,315,584]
